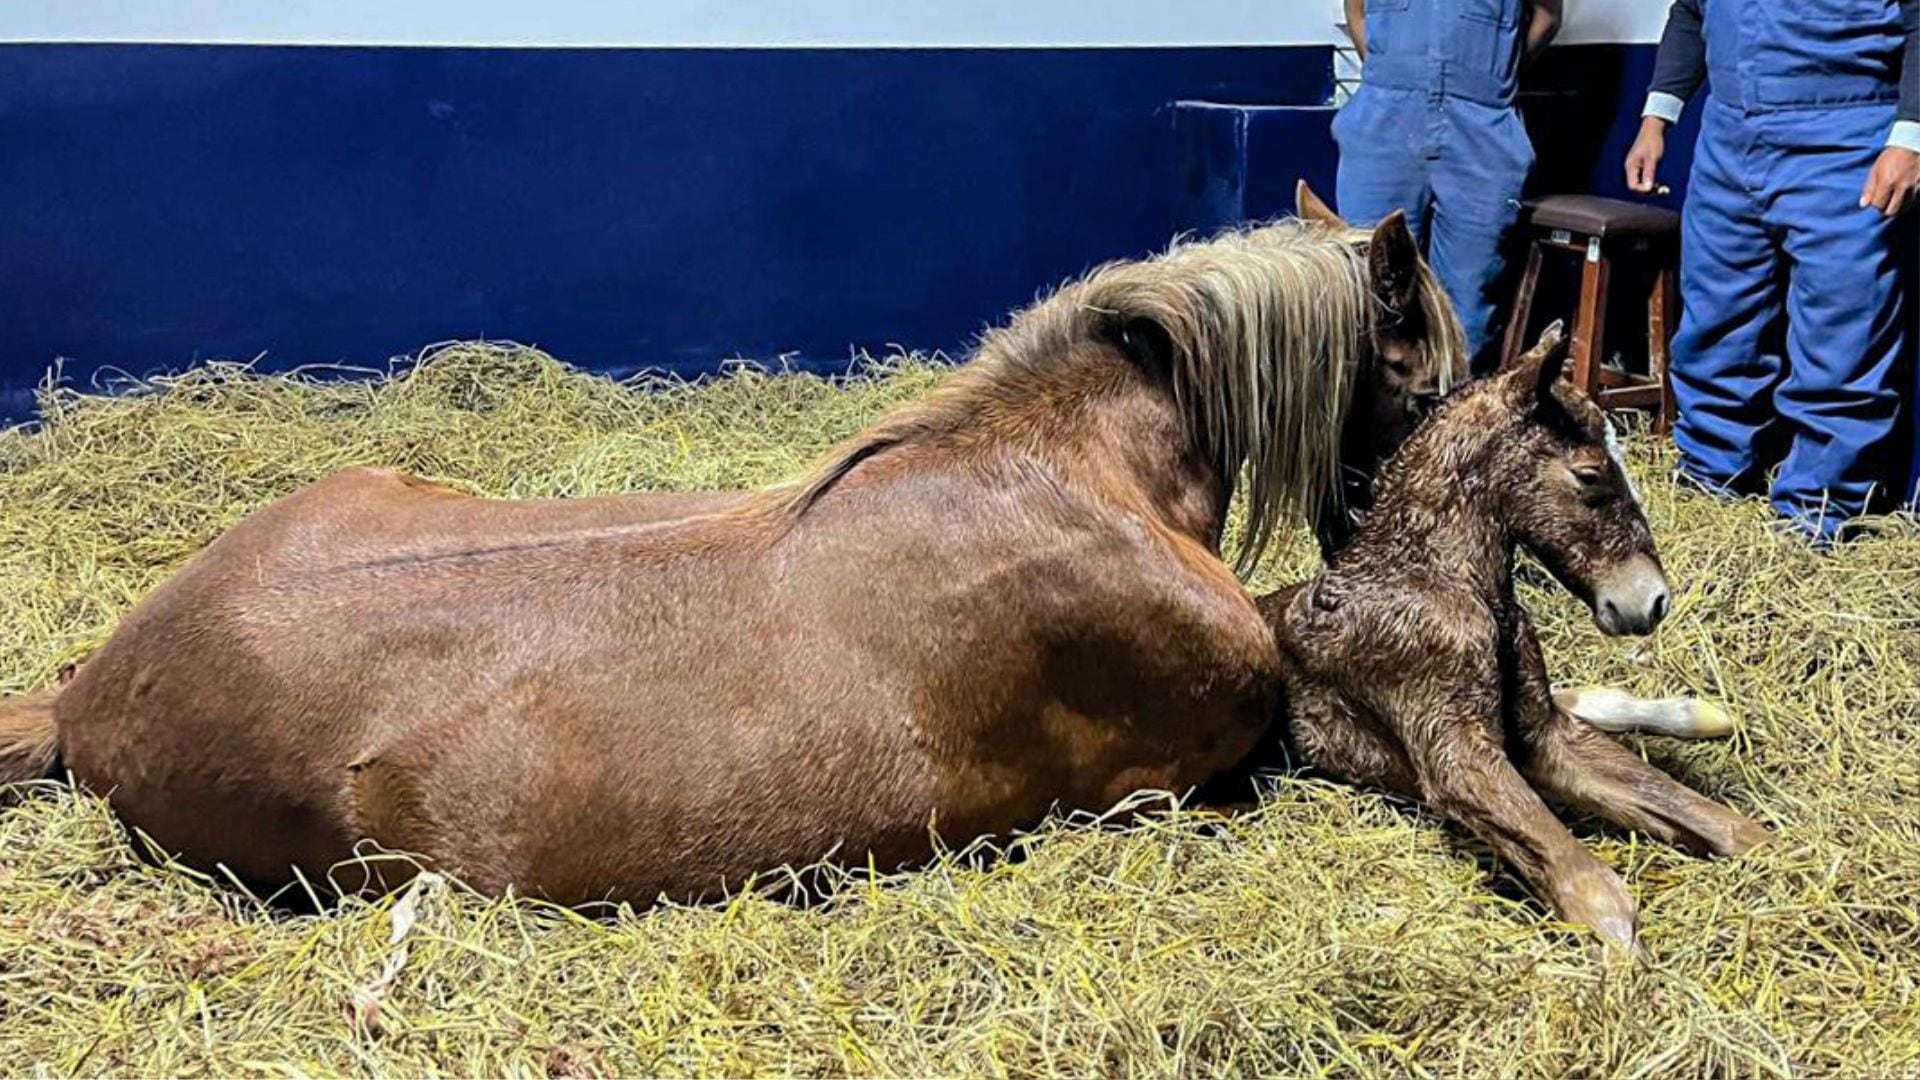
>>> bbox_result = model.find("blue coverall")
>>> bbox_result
[1334,0,1532,365]
[1648,0,1917,535]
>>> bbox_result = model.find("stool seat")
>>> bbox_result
[1524,195,1678,240]
[1502,193,1680,433]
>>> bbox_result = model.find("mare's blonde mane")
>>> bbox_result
[781,218,1464,573]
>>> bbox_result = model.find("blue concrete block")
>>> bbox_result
[1174,102,1338,234]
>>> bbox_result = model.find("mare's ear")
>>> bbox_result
[1367,210,1421,321]
[1295,180,1347,228]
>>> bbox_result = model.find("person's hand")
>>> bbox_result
[1625,118,1667,194]
[1860,146,1920,217]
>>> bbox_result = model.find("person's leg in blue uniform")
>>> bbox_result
[1764,107,1909,537]
[1427,100,1530,364]
[1670,104,1790,495]
[1333,87,1435,246]
[1906,236,1920,509]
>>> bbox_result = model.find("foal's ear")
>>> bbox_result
[1504,319,1566,372]
[1295,180,1347,228]
[1532,334,1570,403]
[1527,322,1579,428]
[1367,210,1421,318]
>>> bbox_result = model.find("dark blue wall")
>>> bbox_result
[0,44,1334,416]
[1519,44,1700,208]
[0,43,1676,418]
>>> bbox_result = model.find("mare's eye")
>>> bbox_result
[1571,465,1609,493]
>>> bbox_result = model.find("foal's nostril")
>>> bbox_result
[1595,555,1670,636]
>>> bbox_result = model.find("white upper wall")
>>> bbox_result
[3,0,1671,47]
[1559,0,1672,44]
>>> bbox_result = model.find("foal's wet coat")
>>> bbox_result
[1250,325,1771,953]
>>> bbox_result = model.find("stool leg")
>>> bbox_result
[1648,261,1678,434]
[1571,245,1609,399]
[1501,242,1545,371]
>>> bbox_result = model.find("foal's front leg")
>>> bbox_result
[1506,610,1773,857]
[1386,683,1643,953]
[1523,716,1774,856]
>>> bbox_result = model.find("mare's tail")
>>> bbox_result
[0,688,60,785]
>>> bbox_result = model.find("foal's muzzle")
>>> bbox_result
[1593,554,1671,637]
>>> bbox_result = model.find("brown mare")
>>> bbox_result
[0,184,1468,906]
[1248,321,1772,954]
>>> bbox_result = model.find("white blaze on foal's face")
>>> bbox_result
[1604,420,1642,506]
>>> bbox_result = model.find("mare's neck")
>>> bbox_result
[986,342,1236,550]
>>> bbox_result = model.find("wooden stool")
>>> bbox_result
[1500,194,1680,432]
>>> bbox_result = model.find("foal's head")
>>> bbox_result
[1294,182,1469,555]
[1477,325,1670,636]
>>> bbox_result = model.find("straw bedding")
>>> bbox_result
[1,344,1916,1077]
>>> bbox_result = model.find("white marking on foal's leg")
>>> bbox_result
[1603,420,1643,506]
[1553,686,1734,739]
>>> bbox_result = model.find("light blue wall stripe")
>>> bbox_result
[3,0,1669,47]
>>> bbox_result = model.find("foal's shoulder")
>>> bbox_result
[1279,568,1500,672]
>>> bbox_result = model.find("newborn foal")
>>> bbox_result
[1258,325,1771,953]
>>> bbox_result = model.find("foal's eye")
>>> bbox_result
[1571,465,1610,493]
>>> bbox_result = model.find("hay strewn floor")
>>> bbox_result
[3,344,1918,1077]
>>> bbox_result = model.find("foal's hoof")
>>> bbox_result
[1592,915,1648,963]
[1676,807,1776,860]
[1555,864,1643,960]
[1676,699,1736,739]
[1723,816,1776,856]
